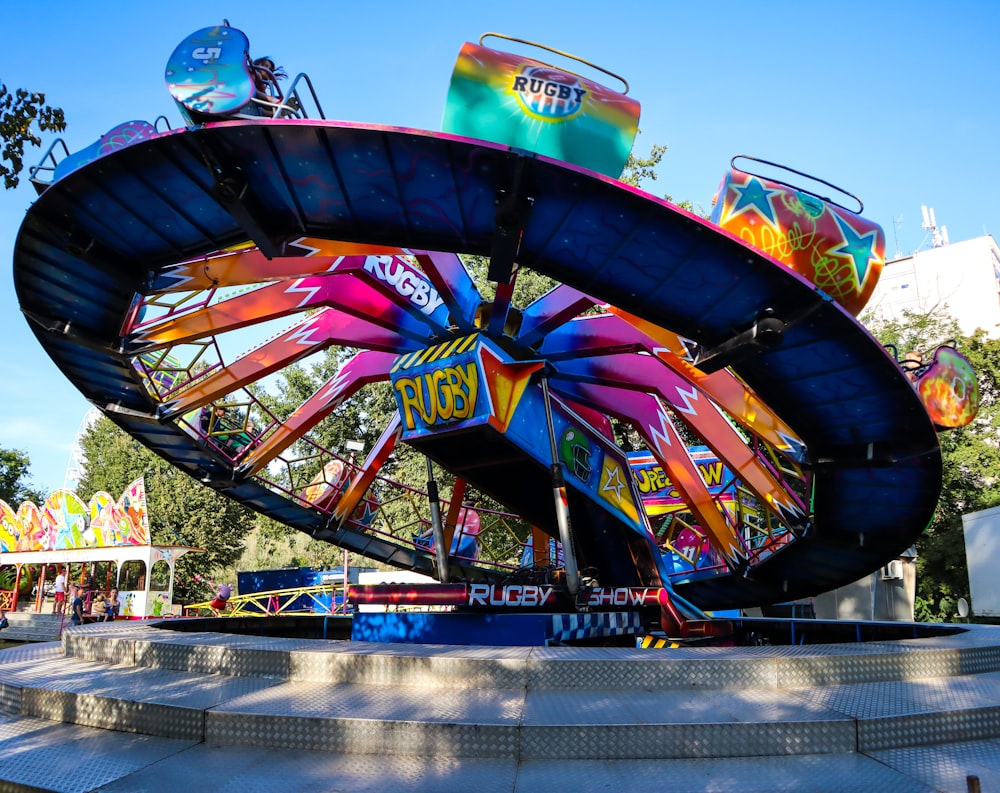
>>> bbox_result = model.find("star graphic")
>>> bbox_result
[726,176,779,224]
[355,500,379,528]
[601,462,627,504]
[830,215,880,285]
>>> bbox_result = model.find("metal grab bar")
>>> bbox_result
[479,32,629,95]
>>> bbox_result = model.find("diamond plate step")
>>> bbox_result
[2,623,1000,760]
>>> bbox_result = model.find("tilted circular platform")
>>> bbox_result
[14,121,942,608]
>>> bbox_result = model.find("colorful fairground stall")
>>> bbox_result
[0,477,199,618]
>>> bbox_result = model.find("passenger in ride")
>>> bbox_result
[92,594,108,622]
[211,405,229,432]
[901,351,924,382]
[0,609,8,632]
[107,588,120,620]
[250,57,287,115]
[202,405,241,454]
[452,501,482,560]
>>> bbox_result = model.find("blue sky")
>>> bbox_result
[2,0,998,494]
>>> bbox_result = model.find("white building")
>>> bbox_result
[866,234,1000,339]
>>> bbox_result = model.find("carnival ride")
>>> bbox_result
[13,25,979,636]
[0,478,196,619]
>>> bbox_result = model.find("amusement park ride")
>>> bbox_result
[13,24,980,644]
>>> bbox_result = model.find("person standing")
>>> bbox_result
[69,586,86,627]
[53,569,67,615]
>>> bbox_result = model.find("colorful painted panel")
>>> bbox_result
[89,492,132,546]
[42,490,89,550]
[629,448,736,517]
[711,168,885,315]
[53,120,158,183]
[16,502,44,550]
[0,477,150,553]
[299,460,347,506]
[391,334,646,534]
[165,25,254,120]
[917,346,980,429]
[391,335,483,434]
[443,41,640,177]
[509,392,645,533]
[134,352,186,398]
[0,501,21,552]
[118,477,150,545]
[628,448,740,574]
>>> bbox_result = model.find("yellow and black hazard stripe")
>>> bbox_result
[391,334,480,373]
[639,634,680,649]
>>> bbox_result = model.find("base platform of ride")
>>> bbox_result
[351,609,643,646]
[3,620,1000,792]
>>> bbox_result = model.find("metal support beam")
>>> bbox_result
[426,457,450,583]
[540,375,580,595]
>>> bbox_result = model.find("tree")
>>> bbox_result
[620,143,667,188]
[621,142,703,215]
[1,84,66,189]
[863,308,1000,621]
[916,328,1000,621]
[0,446,45,505]
[76,417,252,602]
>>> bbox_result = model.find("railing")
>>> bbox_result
[27,138,71,194]
[28,116,173,193]
[277,72,326,119]
[229,72,326,121]
[183,583,347,617]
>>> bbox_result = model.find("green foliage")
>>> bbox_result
[914,594,961,624]
[620,143,667,188]
[620,141,704,215]
[76,417,252,602]
[865,309,1000,620]
[858,306,962,359]
[0,446,45,505]
[0,565,37,595]
[0,84,66,189]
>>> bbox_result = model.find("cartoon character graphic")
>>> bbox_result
[44,491,89,550]
[559,427,594,484]
[0,501,20,552]
[118,478,150,545]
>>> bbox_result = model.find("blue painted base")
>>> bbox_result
[351,610,643,646]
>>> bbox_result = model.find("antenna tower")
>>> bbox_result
[921,205,950,248]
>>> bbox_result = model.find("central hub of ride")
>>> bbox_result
[389,333,665,591]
